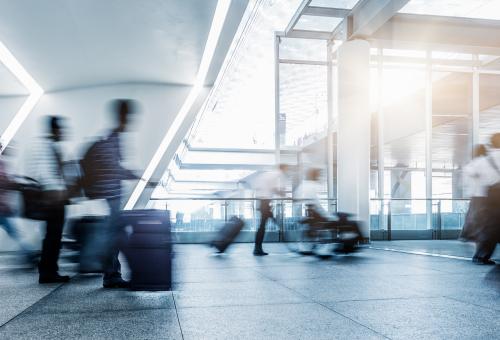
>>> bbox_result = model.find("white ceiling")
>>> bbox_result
[0,0,248,93]
[0,62,28,96]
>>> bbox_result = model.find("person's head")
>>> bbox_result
[111,99,138,132]
[306,168,321,181]
[279,163,289,174]
[47,115,66,142]
[491,133,500,149]
[473,144,487,158]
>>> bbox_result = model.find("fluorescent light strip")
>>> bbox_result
[124,0,232,210]
[0,40,43,151]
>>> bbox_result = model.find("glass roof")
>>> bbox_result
[400,0,500,20]
[309,0,360,9]
[294,14,343,32]
[188,0,303,150]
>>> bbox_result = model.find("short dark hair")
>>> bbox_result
[48,115,63,133]
[111,99,137,122]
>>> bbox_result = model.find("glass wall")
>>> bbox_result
[277,36,332,208]
[368,49,500,235]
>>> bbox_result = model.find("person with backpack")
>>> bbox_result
[81,99,140,288]
[28,116,70,283]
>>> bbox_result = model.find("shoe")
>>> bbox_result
[481,259,496,265]
[39,274,70,284]
[103,278,130,289]
[472,257,496,265]
[253,250,268,256]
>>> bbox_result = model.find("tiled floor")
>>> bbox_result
[0,241,499,339]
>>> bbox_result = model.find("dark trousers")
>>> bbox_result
[38,205,65,276]
[255,199,275,251]
[103,198,124,282]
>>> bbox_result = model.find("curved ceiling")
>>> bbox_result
[0,0,247,93]
[0,63,28,96]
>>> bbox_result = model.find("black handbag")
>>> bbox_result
[19,176,50,220]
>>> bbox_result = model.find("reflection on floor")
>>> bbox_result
[0,241,498,339]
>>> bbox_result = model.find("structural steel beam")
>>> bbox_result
[372,14,500,54]
[286,29,332,40]
[285,0,311,35]
[303,6,349,18]
[348,0,409,39]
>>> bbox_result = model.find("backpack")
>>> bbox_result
[79,138,103,199]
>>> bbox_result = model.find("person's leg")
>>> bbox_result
[254,200,271,255]
[0,216,32,252]
[39,206,68,282]
[103,198,126,287]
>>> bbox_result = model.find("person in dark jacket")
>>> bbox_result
[88,99,140,288]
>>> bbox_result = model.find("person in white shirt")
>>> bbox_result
[294,168,328,223]
[252,164,288,256]
[461,144,488,243]
[28,116,70,283]
[465,136,500,265]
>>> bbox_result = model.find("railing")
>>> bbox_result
[148,197,469,240]
[370,198,470,240]
[149,197,336,234]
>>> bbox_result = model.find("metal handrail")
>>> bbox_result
[151,197,470,201]
[369,198,470,201]
[150,197,338,201]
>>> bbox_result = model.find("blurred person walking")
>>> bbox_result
[0,143,35,261]
[461,145,488,244]
[294,168,328,225]
[81,99,140,288]
[252,164,288,256]
[463,138,500,265]
[29,116,70,283]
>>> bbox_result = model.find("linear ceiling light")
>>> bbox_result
[0,40,43,152]
[124,0,232,210]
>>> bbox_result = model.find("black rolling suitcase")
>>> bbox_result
[121,210,172,291]
[212,216,245,253]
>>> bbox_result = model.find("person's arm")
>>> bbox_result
[115,133,140,180]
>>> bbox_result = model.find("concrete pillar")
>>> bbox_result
[336,39,371,238]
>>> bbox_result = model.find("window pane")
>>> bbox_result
[309,0,360,9]
[294,15,342,32]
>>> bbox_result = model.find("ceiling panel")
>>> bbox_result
[0,0,247,91]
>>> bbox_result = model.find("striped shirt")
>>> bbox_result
[28,137,66,191]
[85,130,137,200]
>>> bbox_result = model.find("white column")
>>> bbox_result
[337,39,371,238]
[472,55,480,148]
[274,33,281,165]
[377,48,385,229]
[425,52,433,229]
[327,40,335,213]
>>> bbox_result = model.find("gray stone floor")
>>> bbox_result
[0,241,499,339]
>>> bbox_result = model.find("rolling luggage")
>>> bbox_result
[121,210,172,291]
[212,216,245,253]
[68,215,108,273]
